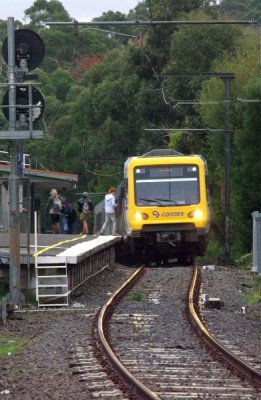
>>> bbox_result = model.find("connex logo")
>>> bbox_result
[152,210,160,218]
[162,211,184,217]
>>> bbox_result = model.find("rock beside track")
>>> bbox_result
[201,265,260,364]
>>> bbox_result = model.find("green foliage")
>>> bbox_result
[198,27,259,254]
[24,0,71,26]
[42,68,73,101]
[235,253,252,270]
[0,336,26,356]
[127,289,145,302]
[219,0,261,21]
[169,12,241,73]
[237,275,261,306]
[196,240,225,265]
[248,292,261,305]
[231,79,261,253]
[145,0,217,19]
[245,276,261,305]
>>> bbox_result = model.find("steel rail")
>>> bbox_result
[189,266,261,387]
[98,266,161,400]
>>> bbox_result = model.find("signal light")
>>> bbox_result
[1,29,45,132]
[2,29,45,71]
[2,85,45,123]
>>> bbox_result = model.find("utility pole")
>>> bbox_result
[1,18,45,306]
[7,18,21,304]
[223,76,234,264]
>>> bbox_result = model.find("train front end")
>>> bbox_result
[125,151,211,263]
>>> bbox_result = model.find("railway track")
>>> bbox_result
[2,262,259,399]
[98,265,260,399]
[199,267,261,376]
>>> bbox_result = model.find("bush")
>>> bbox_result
[247,276,261,305]
[196,240,225,265]
[235,253,252,270]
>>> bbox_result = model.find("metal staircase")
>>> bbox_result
[35,256,68,307]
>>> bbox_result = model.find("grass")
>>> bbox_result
[0,335,27,356]
[127,289,145,302]
[248,293,261,304]
[238,276,261,306]
[248,276,261,305]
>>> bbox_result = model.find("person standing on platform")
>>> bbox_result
[45,188,63,234]
[68,206,77,234]
[100,187,117,236]
[77,192,93,234]
[61,197,73,234]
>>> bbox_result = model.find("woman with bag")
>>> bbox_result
[45,188,63,234]
[77,192,93,234]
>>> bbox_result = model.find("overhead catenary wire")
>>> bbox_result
[159,74,261,107]
[144,128,231,133]
[84,166,122,177]
[159,74,233,108]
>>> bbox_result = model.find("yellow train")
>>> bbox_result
[95,149,211,264]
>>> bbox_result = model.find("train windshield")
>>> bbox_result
[134,165,199,206]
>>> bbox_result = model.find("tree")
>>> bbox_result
[219,0,261,21]
[43,68,73,102]
[24,0,71,27]
[232,78,261,256]
[144,0,219,19]
[198,28,259,257]
[158,11,242,156]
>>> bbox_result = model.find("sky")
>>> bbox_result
[1,0,141,22]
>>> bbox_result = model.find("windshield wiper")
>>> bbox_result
[138,197,178,205]
[155,198,178,205]
[138,197,161,204]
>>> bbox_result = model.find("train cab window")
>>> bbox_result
[134,165,199,206]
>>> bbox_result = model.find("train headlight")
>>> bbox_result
[135,212,149,220]
[188,209,203,220]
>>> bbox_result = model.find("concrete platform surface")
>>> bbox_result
[0,232,122,262]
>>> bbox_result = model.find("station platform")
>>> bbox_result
[0,232,121,263]
[0,232,122,308]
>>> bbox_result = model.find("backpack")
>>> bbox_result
[53,196,62,213]
[82,201,90,214]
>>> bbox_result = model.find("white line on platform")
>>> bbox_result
[57,235,120,257]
